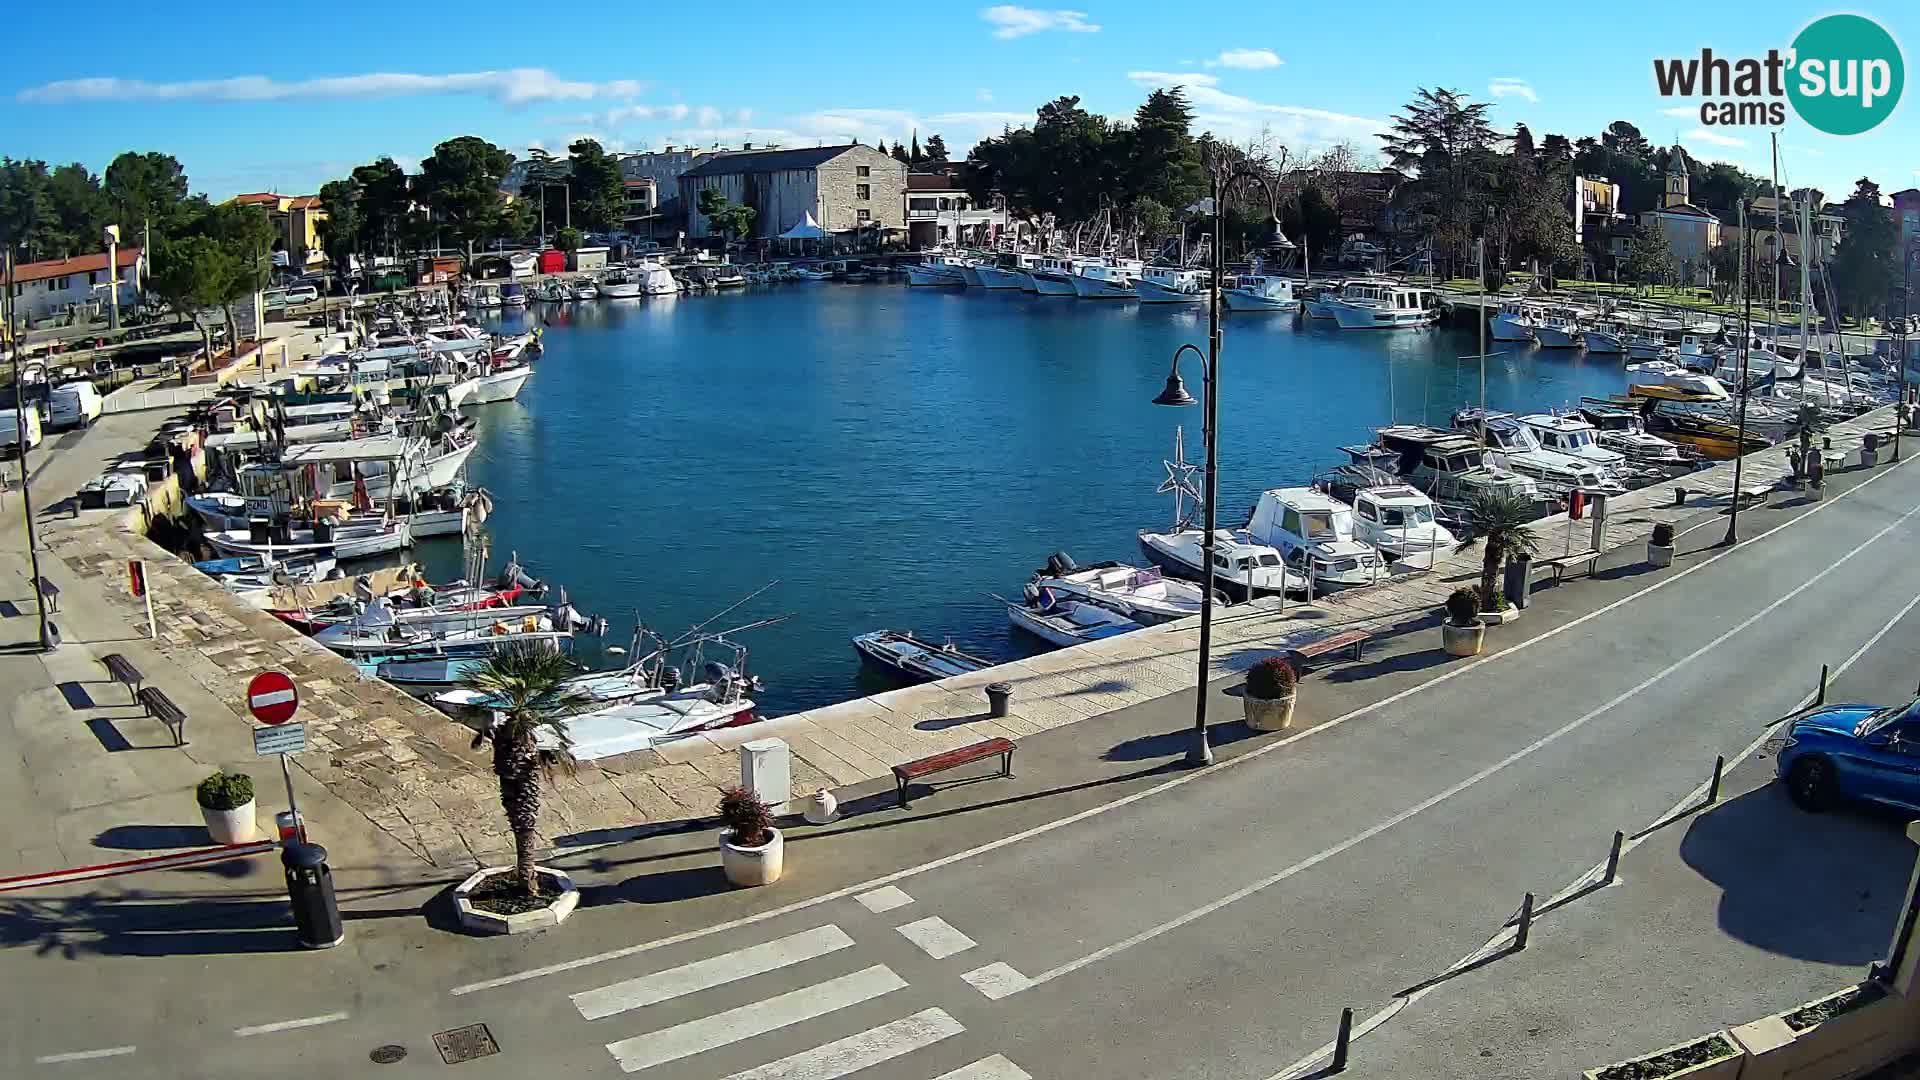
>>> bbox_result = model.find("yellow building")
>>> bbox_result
[230,192,330,272]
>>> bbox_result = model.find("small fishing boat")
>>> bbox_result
[1221,274,1298,313]
[1007,586,1143,647]
[1136,267,1208,304]
[205,518,412,562]
[852,631,995,683]
[1347,485,1455,564]
[313,605,565,658]
[1029,552,1207,624]
[1246,487,1387,591]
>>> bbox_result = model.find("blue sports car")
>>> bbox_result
[1769,698,1920,813]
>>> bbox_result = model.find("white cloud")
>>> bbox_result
[980,5,1100,39]
[1660,106,1695,117]
[696,105,723,126]
[976,88,994,103]
[1687,127,1747,148]
[588,102,693,127]
[18,68,645,106]
[1125,70,1381,150]
[1126,71,1221,88]
[1207,48,1282,70]
[1487,78,1537,103]
[734,107,754,124]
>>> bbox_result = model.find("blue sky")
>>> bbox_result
[2,2,1913,201]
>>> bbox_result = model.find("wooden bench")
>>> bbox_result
[34,576,59,613]
[1287,629,1372,671]
[135,686,187,747]
[893,737,1015,808]
[100,653,144,702]
[1535,549,1601,583]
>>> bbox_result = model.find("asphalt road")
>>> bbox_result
[7,452,1920,1079]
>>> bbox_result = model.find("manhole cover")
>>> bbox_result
[433,1024,499,1065]
[369,1045,408,1065]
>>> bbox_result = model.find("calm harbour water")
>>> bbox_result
[408,283,1630,714]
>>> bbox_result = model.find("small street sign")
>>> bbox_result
[247,670,299,725]
[253,722,307,756]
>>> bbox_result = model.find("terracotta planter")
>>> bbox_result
[1647,542,1674,568]
[720,827,784,887]
[1442,622,1485,657]
[1243,693,1296,732]
[201,799,258,845]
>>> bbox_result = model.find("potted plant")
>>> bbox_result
[1648,522,1675,568]
[1459,489,1540,624]
[196,771,258,844]
[1242,656,1298,732]
[449,643,584,934]
[718,786,784,887]
[1442,587,1486,656]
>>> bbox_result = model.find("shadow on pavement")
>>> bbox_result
[1323,648,1455,683]
[0,894,309,957]
[584,866,732,907]
[92,825,211,850]
[1678,784,1912,965]
[56,681,97,710]
[1104,720,1258,762]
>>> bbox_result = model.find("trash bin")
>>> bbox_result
[275,810,305,844]
[282,842,344,949]
[1503,555,1533,610]
[986,681,1014,719]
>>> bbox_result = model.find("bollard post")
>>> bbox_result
[1515,892,1535,950]
[1673,486,1687,508]
[1707,755,1725,805]
[1818,664,1829,706]
[1330,1007,1354,1073]
[1603,830,1624,886]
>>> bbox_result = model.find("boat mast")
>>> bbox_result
[1477,237,1488,446]
[1770,132,1782,350]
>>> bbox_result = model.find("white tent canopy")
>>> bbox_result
[779,213,825,240]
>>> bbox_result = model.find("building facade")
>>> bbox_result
[904,173,1005,247]
[678,144,906,241]
[233,192,329,272]
[3,248,145,322]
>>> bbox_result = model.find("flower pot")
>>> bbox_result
[1442,622,1485,657]
[1647,542,1674,568]
[803,788,838,825]
[201,799,258,845]
[1243,692,1296,732]
[452,865,580,935]
[720,827,784,887]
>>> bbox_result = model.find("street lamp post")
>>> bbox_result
[1151,163,1288,767]
[1725,199,1754,547]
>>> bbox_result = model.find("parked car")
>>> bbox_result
[46,380,103,430]
[285,285,320,305]
[1769,698,1920,813]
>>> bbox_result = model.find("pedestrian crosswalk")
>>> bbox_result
[563,898,1034,1078]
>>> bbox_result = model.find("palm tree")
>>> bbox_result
[1458,489,1542,610]
[459,643,579,895]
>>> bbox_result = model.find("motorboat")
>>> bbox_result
[1322,281,1439,329]
[790,265,834,281]
[533,279,569,303]
[1030,255,1101,297]
[206,517,413,562]
[391,483,484,538]
[1490,301,1538,342]
[1517,412,1629,474]
[1246,487,1386,591]
[1581,322,1627,354]
[1348,485,1455,565]
[959,260,986,288]
[1136,267,1208,304]
[468,284,502,309]
[1370,425,1547,523]
[975,253,1042,290]
[527,680,757,761]
[1222,275,1299,313]
[313,603,562,658]
[1069,260,1142,300]
[1531,308,1585,348]
[1008,586,1143,648]
[460,363,531,407]
[1137,527,1303,602]
[1622,379,1778,458]
[1029,551,1208,624]
[274,581,529,634]
[194,552,339,581]
[1452,410,1626,496]
[499,283,529,308]
[852,630,995,683]
[904,254,969,287]
[570,278,599,301]
[1302,282,1342,320]
[599,269,643,299]
[1577,402,1697,469]
[712,265,746,289]
[186,491,253,531]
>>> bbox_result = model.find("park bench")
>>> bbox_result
[1535,549,1601,583]
[135,686,187,747]
[893,737,1015,808]
[1287,629,1372,672]
[100,653,144,702]
[34,576,59,613]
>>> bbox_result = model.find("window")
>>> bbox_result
[1281,508,1302,535]
[857,165,871,177]
[89,271,100,285]
[857,209,872,224]
[856,184,870,200]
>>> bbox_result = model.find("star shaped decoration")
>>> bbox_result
[1156,424,1202,509]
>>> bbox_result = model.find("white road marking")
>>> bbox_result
[853,885,914,913]
[960,962,1033,1000]
[448,453,1912,998]
[895,915,977,959]
[719,1007,963,1080]
[233,1012,350,1037]
[1020,494,1920,994]
[34,1046,136,1064]
[573,925,855,1020]
[605,964,906,1074]
[935,1055,1036,1080]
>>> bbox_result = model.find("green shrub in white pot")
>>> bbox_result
[196,771,258,845]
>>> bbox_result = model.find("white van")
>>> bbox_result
[47,381,103,430]
[0,407,43,455]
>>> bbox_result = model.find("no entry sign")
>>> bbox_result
[246,671,300,725]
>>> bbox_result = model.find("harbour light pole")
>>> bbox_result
[1150,161,1287,767]
[1725,199,1754,547]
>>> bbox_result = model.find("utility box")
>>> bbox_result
[740,738,791,813]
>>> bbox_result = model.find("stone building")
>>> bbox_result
[677,144,906,242]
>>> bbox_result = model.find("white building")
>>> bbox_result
[905,173,1006,248]
[3,248,145,324]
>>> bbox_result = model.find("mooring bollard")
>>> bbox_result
[1707,755,1725,805]
[1330,1007,1354,1073]
[1603,830,1624,886]
[1515,892,1534,950]
[1672,486,1687,508]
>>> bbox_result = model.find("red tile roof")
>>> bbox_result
[286,195,322,211]
[2,247,143,285]
[231,192,285,206]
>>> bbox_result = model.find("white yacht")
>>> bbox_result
[1136,267,1208,304]
[1531,308,1585,348]
[1453,411,1625,496]
[598,269,643,299]
[1323,281,1439,329]
[1029,552,1208,624]
[1490,301,1539,342]
[1222,275,1299,313]
[1069,259,1143,300]
[1372,425,1546,524]
[976,253,1042,290]
[1007,587,1144,648]
[462,364,531,406]
[1137,527,1304,602]
[1517,412,1628,473]
[570,278,599,301]
[904,254,969,287]
[1031,255,1101,297]
[1349,485,1454,565]
[468,284,502,309]
[637,262,680,296]
[1246,487,1386,591]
